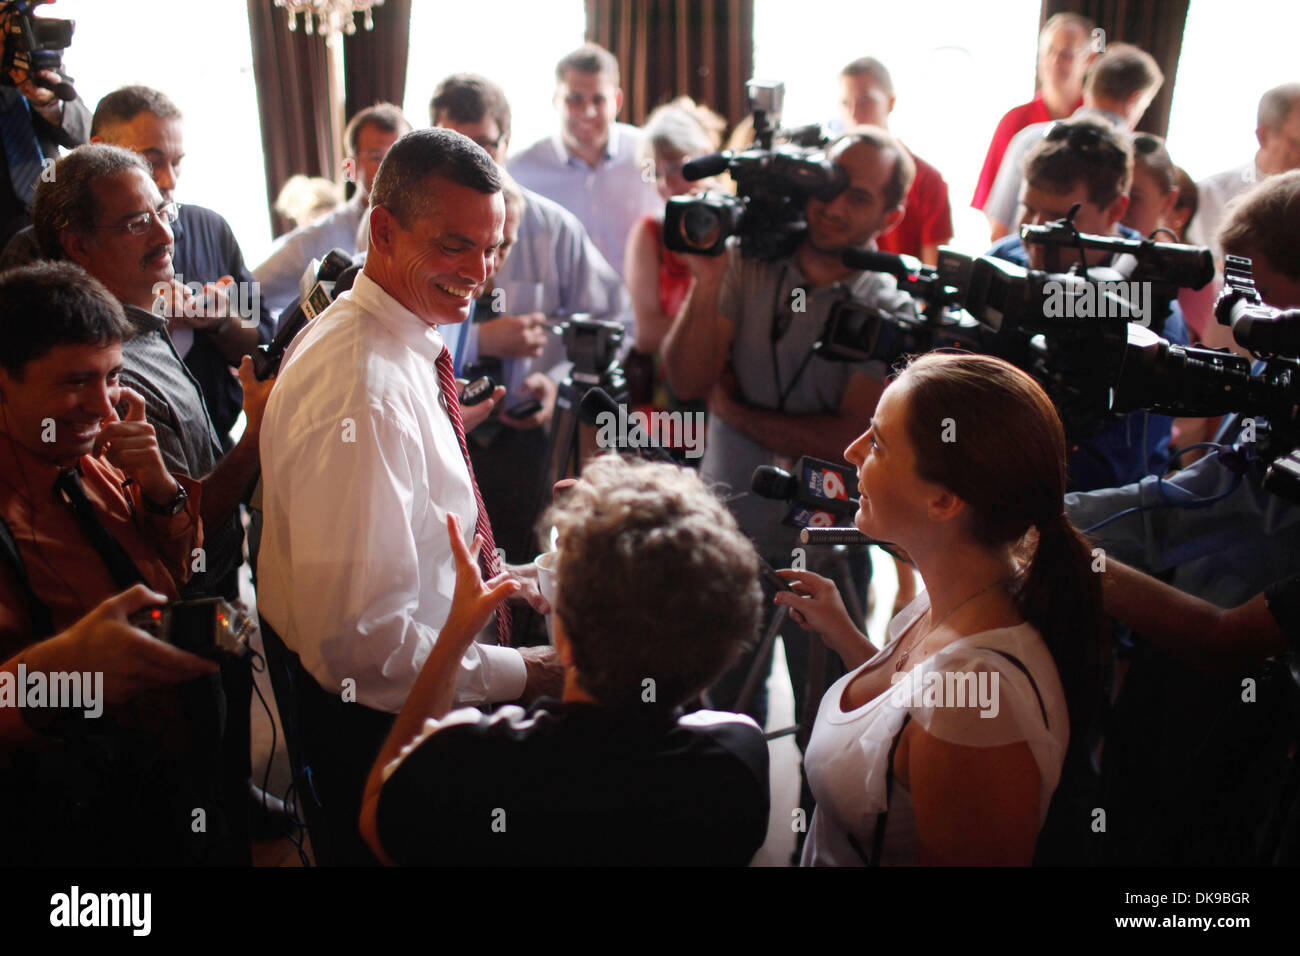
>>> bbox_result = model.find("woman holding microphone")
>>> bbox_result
[778,352,1103,865]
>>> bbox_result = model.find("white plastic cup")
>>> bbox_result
[535,550,560,645]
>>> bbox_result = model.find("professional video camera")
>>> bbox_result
[662,79,846,261]
[814,208,1300,463]
[1,0,76,101]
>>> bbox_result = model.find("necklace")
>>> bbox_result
[894,578,1009,672]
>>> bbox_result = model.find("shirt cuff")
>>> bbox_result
[473,642,528,704]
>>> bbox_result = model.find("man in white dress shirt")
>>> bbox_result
[1185,83,1300,262]
[508,43,661,279]
[258,128,561,863]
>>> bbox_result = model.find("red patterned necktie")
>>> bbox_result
[434,344,511,646]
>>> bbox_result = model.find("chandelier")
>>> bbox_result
[274,0,385,37]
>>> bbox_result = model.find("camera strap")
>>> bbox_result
[53,469,148,592]
[769,263,819,413]
[0,514,54,639]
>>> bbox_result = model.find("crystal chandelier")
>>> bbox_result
[274,1,385,37]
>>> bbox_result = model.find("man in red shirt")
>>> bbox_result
[838,57,952,266]
[971,12,1096,232]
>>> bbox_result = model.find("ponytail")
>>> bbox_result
[1016,515,1104,739]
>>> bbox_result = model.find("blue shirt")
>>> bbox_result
[508,123,662,281]
[987,227,1189,491]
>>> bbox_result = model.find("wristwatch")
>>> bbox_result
[143,481,188,516]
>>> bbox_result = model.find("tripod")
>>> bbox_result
[536,316,628,499]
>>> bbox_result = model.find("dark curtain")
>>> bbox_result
[1041,0,1190,138]
[247,0,336,237]
[586,0,754,132]
[343,0,412,123]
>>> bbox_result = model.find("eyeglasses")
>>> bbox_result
[96,202,179,236]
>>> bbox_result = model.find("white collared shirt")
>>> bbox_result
[258,271,527,714]
[508,122,662,280]
[1185,160,1260,262]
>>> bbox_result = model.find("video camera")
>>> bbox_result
[817,209,1300,471]
[662,80,846,261]
[1,0,76,101]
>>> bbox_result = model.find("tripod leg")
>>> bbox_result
[734,604,788,716]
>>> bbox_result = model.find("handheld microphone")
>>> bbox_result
[799,526,909,563]
[252,248,354,381]
[751,456,858,529]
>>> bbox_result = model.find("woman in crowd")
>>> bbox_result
[776,352,1103,865]
[622,98,726,458]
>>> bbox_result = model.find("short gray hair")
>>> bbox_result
[33,144,151,260]
[1259,82,1300,131]
[368,128,502,227]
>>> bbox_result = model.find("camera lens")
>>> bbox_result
[681,206,724,251]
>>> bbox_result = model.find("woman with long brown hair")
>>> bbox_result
[779,352,1103,865]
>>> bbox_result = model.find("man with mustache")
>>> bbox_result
[31,144,275,859]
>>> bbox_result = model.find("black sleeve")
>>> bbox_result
[373,718,496,866]
[1264,573,1300,655]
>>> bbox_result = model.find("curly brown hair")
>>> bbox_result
[540,455,761,712]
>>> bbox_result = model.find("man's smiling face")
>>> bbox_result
[372,174,505,326]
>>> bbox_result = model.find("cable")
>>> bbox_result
[1081,442,1244,535]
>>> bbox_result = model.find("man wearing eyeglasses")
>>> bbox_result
[31,144,275,860]
[254,103,411,317]
[1,86,274,446]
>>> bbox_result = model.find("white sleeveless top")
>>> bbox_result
[800,593,1070,866]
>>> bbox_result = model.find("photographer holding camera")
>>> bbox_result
[661,127,915,729]
[0,1,90,248]
[0,261,238,863]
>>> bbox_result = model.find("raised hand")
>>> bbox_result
[93,386,178,504]
[443,512,519,648]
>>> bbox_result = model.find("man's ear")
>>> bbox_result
[1103,192,1129,230]
[878,204,905,238]
[367,205,396,255]
[59,229,93,268]
[614,87,623,117]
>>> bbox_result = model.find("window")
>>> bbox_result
[57,0,272,261]
[754,0,1043,254]
[403,0,586,160]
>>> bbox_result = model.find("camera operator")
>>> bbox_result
[1063,171,1300,864]
[0,261,236,863]
[0,57,89,248]
[359,456,769,865]
[987,114,1190,492]
[661,127,915,729]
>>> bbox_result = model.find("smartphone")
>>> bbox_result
[505,395,543,418]
[459,376,496,406]
[757,557,795,593]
